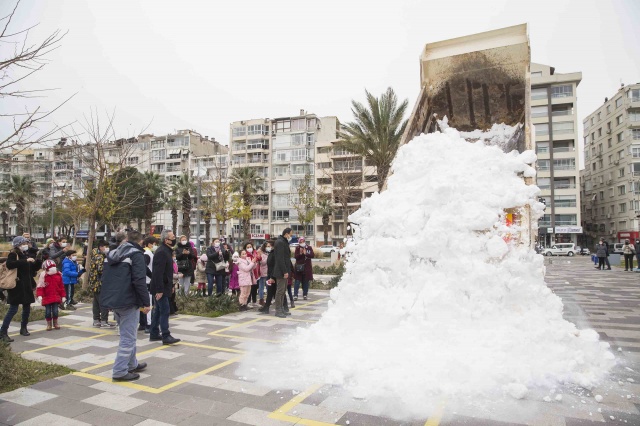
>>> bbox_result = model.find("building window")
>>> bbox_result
[617,115,623,125]
[608,138,612,148]
[554,195,576,208]
[272,165,289,177]
[537,177,550,190]
[536,142,549,153]
[553,158,575,170]
[629,110,640,122]
[618,149,625,159]
[538,159,550,171]
[151,150,166,161]
[531,106,547,118]
[630,89,640,102]
[317,162,331,169]
[552,122,574,134]
[275,150,291,162]
[291,119,306,131]
[291,133,306,146]
[275,120,291,133]
[608,154,613,165]
[535,124,549,136]
[618,185,626,195]
[555,214,577,225]
[632,147,640,158]
[272,210,290,221]
[232,126,246,138]
[632,129,640,140]
[531,71,542,78]
[618,132,625,143]
[247,124,265,135]
[607,105,611,114]
[151,140,165,149]
[619,203,627,213]
[317,177,331,185]
[290,148,306,162]
[551,104,573,116]
[619,168,625,178]
[531,87,547,100]
[551,85,573,98]
[609,188,615,198]
[307,118,317,129]
[616,97,623,108]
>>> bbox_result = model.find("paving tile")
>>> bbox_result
[14,412,91,426]
[0,388,57,407]
[43,381,103,401]
[126,402,196,424]
[72,407,145,426]
[227,407,290,426]
[81,392,147,412]
[0,401,44,425]
[173,395,240,418]
[31,396,95,418]
[88,381,141,396]
[134,419,176,426]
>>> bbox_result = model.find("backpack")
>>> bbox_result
[0,261,18,290]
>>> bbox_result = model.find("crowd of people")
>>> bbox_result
[593,238,640,271]
[0,227,316,382]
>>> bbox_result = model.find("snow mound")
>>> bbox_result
[238,127,614,419]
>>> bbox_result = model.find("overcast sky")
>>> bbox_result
[2,0,639,165]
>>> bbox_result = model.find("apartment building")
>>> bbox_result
[580,83,640,245]
[531,63,583,246]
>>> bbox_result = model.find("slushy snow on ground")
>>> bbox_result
[238,126,615,419]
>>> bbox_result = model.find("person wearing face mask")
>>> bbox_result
[175,235,197,296]
[206,238,230,296]
[36,259,66,331]
[622,239,636,272]
[47,237,69,266]
[228,252,240,296]
[293,237,315,301]
[61,250,84,310]
[237,250,257,311]
[0,237,41,342]
[272,228,293,318]
[139,236,158,332]
[634,239,640,271]
[244,242,262,307]
[149,229,180,345]
[256,242,270,305]
[89,240,115,328]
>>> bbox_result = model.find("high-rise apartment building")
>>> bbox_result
[580,83,640,245]
[531,63,583,246]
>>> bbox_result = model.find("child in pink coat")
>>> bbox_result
[228,252,240,296]
[237,250,256,311]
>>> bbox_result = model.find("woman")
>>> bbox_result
[244,242,262,307]
[237,250,256,311]
[256,242,270,305]
[293,237,314,300]
[175,235,197,295]
[206,238,229,296]
[623,239,636,271]
[45,237,69,266]
[0,236,42,342]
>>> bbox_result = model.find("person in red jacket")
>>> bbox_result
[36,260,67,331]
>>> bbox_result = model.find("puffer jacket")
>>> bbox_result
[229,263,239,290]
[595,244,608,258]
[100,241,149,310]
[258,250,268,278]
[623,243,636,255]
[61,257,81,285]
[237,258,256,287]
[37,272,66,305]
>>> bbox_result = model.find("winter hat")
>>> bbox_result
[200,254,208,262]
[45,238,55,245]
[43,259,56,270]
[12,236,27,247]
[298,237,305,243]
[232,252,240,262]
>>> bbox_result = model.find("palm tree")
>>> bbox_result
[141,171,166,235]
[171,173,195,237]
[229,167,263,242]
[338,87,409,192]
[0,200,9,241]
[165,194,180,236]
[0,175,36,235]
[315,193,334,245]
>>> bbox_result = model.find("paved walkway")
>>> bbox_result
[1,258,640,425]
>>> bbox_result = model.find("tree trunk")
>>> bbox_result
[323,215,329,245]
[182,191,191,237]
[84,216,97,290]
[204,218,211,246]
[377,165,389,193]
[16,201,24,236]
[171,209,178,234]
[137,218,142,232]
[215,218,221,240]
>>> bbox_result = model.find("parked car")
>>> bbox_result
[318,245,339,254]
[542,243,577,257]
[612,243,625,255]
[576,246,590,255]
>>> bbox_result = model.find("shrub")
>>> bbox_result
[176,293,239,318]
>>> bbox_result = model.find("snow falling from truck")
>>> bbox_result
[238,125,615,419]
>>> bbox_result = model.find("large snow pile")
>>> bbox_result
[238,126,614,418]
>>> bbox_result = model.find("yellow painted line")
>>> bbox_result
[21,332,113,354]
[156,356,242,392]
[269,384,335,425]
[211,333,281,343]
[207,317,262,335]
[80,344,170,373]
[290,298,329,311]
[264,317,317,323]
[72,371,163,393]
[64,324,117,334]
[424,400,446,426]
[178,341,245,353]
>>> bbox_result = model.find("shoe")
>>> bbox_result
[290,302,295,308]
[20,326,30,336]
[144,326,150,334]
[149,335,162,342]
[46,320,53,331]
[113,372,140,382]
[101,322,116,328]
[303,296,307,300]
[239,305,248,311]
[129,361,147,373]
[259,298,264,306]
[162,336,181,345]
[275,312,287,318]
[285,312,291,316]
[53,319,60,330]
[93,320,102,328]
[258,305,269,313]
[70,300,78,306]
[607,268,612,270]
[59,303,65,311]
[138,325,146,331]
[293,296,298,301]
[66,304,76,311]
[0,332,14,342]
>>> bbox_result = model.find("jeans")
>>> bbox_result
[258,277,266,300]
[178,275,191,295]
[92,292,109,322]
[207,273,225,296]
[275,278,287,314]
[1,303,30,332]
[44,303,59,320]
[112,306,141,379]
[150,294,171,338]
[65,284,75,304]
[294,279,310,297]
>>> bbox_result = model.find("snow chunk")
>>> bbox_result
[505,383,528,400]
[555,394,563,402]
[595,394,604,403]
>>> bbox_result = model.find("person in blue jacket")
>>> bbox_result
[61,250,84,310]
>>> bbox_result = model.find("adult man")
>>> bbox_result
[272,228,293,318]
[149,229,180,345]
[634,239,640,271]
[139,236,158,333]
[100,231,151,382]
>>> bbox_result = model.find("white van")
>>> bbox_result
[612,243,625,254]
[542,243,576,257]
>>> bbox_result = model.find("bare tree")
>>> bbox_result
[321,158,363,240]
[291,173,316,239]
[0,0,75,152]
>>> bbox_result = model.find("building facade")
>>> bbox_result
[531,63,583,246]
[580,83,640,246]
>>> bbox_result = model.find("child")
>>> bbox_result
[195,254,207,297]
[37,260,67,331]
[237,250,256,311]
[228,252,240,296]
[61,250,84,310]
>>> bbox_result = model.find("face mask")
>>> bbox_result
[214,243,220,248]
[266,247,272,253]
[299,243,306,248]
[102,248,110,254]
[61,243,68,248]
[49,244,55,249]
[247,248,253,253]
[232,257,239,263]
[20,245,29,252]
[287,236,292,242]
[180,240,187,245]
[152,244,158,252]
[71,256,77,261]
[168,239,176,247]
[47,267,57,275]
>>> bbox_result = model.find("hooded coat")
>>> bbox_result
[99,241,149,310]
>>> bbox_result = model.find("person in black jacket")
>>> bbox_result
[149,229,180,345]
[258,240,291,315]
[0,236,42,342]
[100,231,151,382]
[175,236,196,295]
[206,238,230,296]
[273,228,293,318]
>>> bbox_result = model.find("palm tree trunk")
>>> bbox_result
[323,216,329,245]
[204,218,211,246]
[16,199,24,235]
[171,209,178,235]
[377,165,390,193]
[182,192,191,237]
